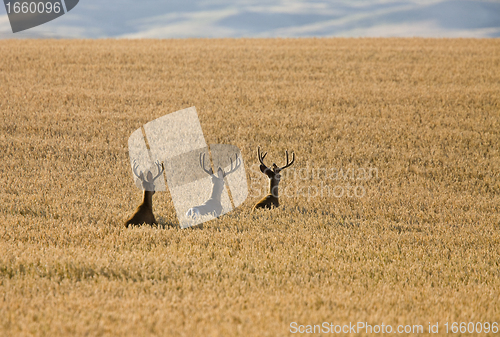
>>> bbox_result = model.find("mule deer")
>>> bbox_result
[253,146,295,210]
[186,153,241,219]
[125,161,164,227]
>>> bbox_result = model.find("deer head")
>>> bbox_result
[199,152,241,197]
[132,160,164,194]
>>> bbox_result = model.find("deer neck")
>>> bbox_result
[269,178,280,198]
[142,190,154,209]
[210,182,224,201]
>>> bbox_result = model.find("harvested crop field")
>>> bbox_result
[0,38,499,336]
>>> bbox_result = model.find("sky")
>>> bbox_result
[1,0,499,38]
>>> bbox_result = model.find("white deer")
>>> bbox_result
[186,153,241,219]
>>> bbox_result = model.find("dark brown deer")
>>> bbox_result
[186,153,241,219]
[125,161,164,227]
[253,147,295,210]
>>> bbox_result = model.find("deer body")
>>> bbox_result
[186,153,241,219]
[253,147,295,211]
[125,161,164,227]
[125,190,156,226]
[254,178,280,209]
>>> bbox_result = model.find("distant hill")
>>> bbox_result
[1,0,499,38]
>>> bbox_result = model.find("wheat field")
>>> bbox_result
[0,38,499,336]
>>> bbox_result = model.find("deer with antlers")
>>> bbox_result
[186,153,241,219]
[125,161,164,227]
[253,146,295,210]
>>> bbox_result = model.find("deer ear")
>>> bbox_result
[260,164,267,173]
[139,172,144,180]
[146,171,153,182]
[217,167,224,179]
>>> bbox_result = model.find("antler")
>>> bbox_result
[223,154,241,177]
[152,161,164,181]
[133,160,164,182]
[279,150,295,170]
[200,153,213,175]
[132,160,143,179]
[258,146,269,170]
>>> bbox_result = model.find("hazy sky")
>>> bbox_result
[1,0,499,38]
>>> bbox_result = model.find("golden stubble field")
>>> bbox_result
[0,38,499,336]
